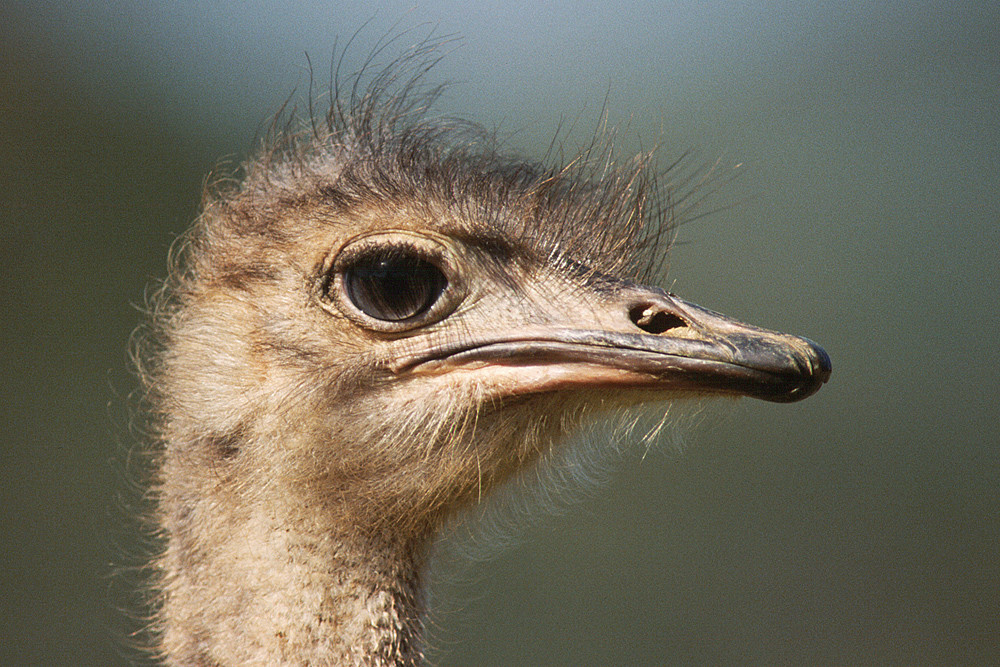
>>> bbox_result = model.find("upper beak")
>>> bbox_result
[395,284,831,404]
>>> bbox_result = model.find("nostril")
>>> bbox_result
[629,303,687,334]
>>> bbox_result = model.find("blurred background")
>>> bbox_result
[2,1,997,664]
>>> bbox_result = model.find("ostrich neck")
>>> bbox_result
[158,451,428,666]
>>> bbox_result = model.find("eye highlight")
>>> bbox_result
[342,247,448,322]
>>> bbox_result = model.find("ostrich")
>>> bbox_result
[137,49,830,666]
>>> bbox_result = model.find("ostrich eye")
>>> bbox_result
[343,248,448,322]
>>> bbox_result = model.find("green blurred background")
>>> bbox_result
[2,1,997,664]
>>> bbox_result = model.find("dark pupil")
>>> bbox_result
[344,250,447,321]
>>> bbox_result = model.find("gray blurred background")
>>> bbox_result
[2,1,997,664]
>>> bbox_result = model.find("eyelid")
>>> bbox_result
[339,239,429,264]
[317,231,467,334]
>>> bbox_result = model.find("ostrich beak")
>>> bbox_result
[398,285,831,403]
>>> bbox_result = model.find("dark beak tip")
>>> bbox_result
[804,337,833,383]
[768,336,830,403]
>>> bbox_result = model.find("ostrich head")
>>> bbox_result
[137,48,830,665]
